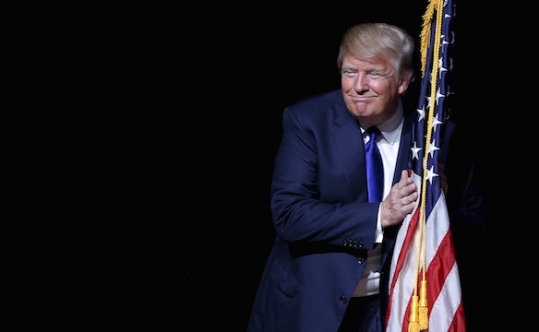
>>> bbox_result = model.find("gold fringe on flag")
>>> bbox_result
[408,295,420,332]
[418,279,428,329]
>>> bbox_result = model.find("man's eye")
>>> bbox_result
[342,70,356,77]
[369,71,388,78]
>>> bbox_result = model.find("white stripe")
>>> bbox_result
[425,193,450,264]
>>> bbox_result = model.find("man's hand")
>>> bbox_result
[380,169,418,228]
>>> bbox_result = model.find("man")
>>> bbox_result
[247,22,484,332]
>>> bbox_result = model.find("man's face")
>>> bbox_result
[341,54,409,126]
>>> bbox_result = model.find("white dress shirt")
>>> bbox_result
[353,102,404,296]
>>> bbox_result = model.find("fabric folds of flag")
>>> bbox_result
[385,0,465,331]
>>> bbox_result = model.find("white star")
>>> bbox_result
[426,164,439,185]
[432,117,443,132]
[417,104,426,121]
[411,141,422,160]
[435,87,445,105]
[438,57,447,79]
[441,34,449,47]
[429,139,440,158]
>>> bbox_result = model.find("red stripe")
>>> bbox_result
[426,229,456,312]
[384,205,420,329]
[448,301,466,332]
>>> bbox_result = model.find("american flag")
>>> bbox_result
[385,0,466,331]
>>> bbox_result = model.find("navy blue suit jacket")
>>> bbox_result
[247,89,484,332]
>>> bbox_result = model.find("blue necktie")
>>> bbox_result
[365,127,384,202]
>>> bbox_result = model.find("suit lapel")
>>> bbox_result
[331,103,368,199]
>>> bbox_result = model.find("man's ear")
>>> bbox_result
[398,72,414,95]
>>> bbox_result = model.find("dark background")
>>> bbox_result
[26,1,520,329]
[175,1,500,330]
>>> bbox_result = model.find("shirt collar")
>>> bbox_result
[360,100,404,144]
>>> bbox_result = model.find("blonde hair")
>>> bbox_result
[337,23,415,82]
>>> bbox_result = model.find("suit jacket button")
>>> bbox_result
[357,257,365,264]
[339,296,347,304]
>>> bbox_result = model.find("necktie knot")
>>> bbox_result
[366,126,381,142]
